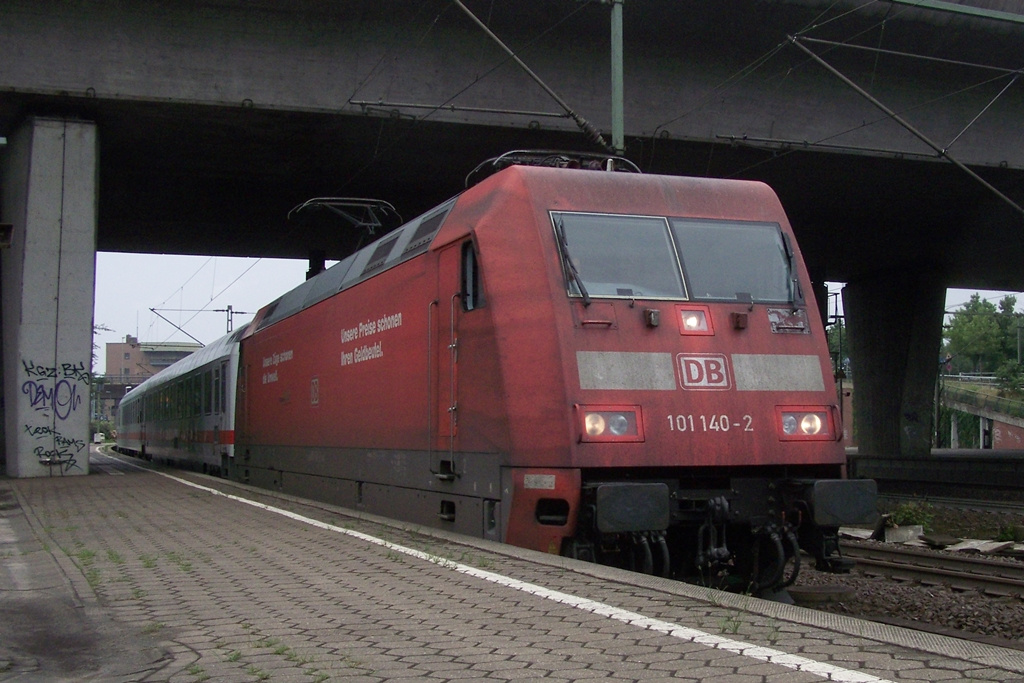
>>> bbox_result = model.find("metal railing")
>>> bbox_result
[942,372,999,385]
[941,381,1024,420]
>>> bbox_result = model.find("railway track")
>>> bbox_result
[877,492,1024,515]
[841,541,1024,598]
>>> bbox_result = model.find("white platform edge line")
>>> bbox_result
[150,466,894,683]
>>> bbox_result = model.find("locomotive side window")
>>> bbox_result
[551,212,685,300]
[670,219,792,303]
[461,241,485,311]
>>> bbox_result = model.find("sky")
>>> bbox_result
[92,252,310,374]
[91,251,1021,376]
[824,283,1021,323]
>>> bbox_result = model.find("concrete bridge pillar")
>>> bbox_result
[1,117,98,477]
[842,269,946,457]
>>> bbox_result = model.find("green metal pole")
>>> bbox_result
[610,0,625,155]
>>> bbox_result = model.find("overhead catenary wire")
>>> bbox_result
[947,291,1023,312]
[788,35,1024,220]
[160,259,264,343]
[102,2,607,354]
[154,256,214,309]
[334,0,604,194]
[716,64,1021,180]
[646,0,1021,183]
[148,1,600,345]
[449,0,612,153]
[797,36,1024,77]
[110,1,1024,349]
[646,0,877,152]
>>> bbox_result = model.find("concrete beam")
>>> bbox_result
[843,268,946,457]
[944,399,1024,430]
[1,1,1022,168]
[1,117,97,477]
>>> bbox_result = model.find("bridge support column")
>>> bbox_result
[843,269,945,457]
[1,117,97,477]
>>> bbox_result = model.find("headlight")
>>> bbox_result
[607,414,630,436]
[676,305,714,336]
[585,413,606,436]
[578,405,644,442]
[782,414,798,435]
[800,413,823,435]
[777,408,833,440]
[682,312,706,331]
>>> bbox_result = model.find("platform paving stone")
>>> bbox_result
[4,457,1024,681]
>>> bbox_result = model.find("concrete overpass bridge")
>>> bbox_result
[2,0,1024,475]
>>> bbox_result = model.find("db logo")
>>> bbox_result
[677,354,731,390]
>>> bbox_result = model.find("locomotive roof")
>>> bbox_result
[246,165,781,335]
[248,194,458,334]
[122,327,246,401]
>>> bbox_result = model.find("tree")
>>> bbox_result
[996,295,1021,363]
[826,317,849,378]
[943,293,1023,373]
[944,294,1004,373]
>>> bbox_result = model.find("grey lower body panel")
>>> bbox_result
[231,445,506,542]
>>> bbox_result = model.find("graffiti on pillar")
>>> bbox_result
[20,357,90,471]
[21,378,83,419]
[22,359,92,385]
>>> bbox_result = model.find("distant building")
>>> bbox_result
[94,335,202,422]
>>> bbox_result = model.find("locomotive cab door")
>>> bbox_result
[431,242,463,480]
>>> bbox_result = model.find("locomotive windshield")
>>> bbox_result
[670,218,793,303]
[554,213,686,299]
[552,211,793,303]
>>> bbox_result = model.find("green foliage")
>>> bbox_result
[996,360,1024,395]
[887,501,933,530]
[944,293,1023,373]
[945,295,1002,372]
[997,295,1020,359]
[935,406,981,447]
[826,317,849,379]
[90,420,113,441]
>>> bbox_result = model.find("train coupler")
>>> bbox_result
[803,525,855,573]
[696,496,731,570]
[564,538,597,563]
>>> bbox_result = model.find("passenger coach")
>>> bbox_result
[116,329,242,472]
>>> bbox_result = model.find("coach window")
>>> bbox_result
[461,241,485,311]
[196,375,202,416]
[203,371,212,415]
[220,361,228,413]
[212,366,221,414]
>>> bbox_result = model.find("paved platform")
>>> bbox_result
[2,448,1024,683]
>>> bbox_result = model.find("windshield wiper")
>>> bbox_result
[555,217,591,307]
[781,233,804,306]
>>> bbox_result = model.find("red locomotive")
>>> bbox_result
[119,152,876,593]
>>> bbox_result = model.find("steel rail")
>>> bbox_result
[841,541,1024,597]
[877,492,1024,515]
